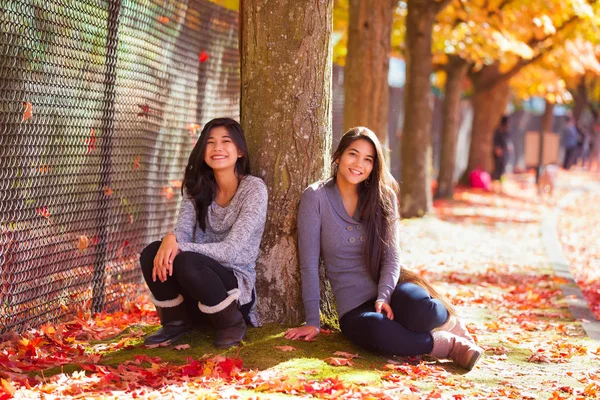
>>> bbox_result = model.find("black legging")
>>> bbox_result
[140,241,253,320]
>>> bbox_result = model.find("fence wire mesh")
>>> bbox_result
[0,0,240,333]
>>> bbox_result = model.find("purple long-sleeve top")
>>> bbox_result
[297,179,401,328]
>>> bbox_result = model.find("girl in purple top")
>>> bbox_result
[286,127,483,371]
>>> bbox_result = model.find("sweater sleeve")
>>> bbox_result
[376,191,401,304]
[173,195,197,243]
[297,186,322,328]
[177,180,268,265]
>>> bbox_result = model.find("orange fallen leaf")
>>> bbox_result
[162,186,174,200]
[274,345,297,352]
[77,235,89,253]
[324,357,353,367]
[1,378,16,395]
[319,328,331,335]
[104,186,113,196]
[22,101,32,122]
[174,344,191,350]
[36,206,51,219]
[158,15,169,24]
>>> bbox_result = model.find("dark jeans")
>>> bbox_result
[339,282,448,356]
[564,146,577,169]
[140,241,253,322]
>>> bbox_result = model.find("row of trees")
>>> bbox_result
[236,0,600,323]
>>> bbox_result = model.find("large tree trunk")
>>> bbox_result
[463,64,510,181]
[240,0,333,324]
[572,77,587,123]
[536,99,554,182]
[435,56,468,199]
[343,0,395,143]
[400,1,437,218]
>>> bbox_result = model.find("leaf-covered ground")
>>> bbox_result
[1,171,600,399]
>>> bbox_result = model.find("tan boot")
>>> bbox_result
[433,315,475,343]
[430,331,483,371]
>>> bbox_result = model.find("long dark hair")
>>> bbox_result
[332,127,456,316]
[332,127,399,281]
[183,118,250,231]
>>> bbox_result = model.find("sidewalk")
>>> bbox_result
[1,171,600,399]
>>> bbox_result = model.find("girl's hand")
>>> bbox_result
[284,325,320,341]
[375,301,394,320]
[152,233,179,282]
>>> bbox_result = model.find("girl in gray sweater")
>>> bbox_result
[286,127,483,371]
[140,118,267,348]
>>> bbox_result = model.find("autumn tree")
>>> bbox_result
[400,0,452,217]
[342,0,396,143]
[240,0,333,324]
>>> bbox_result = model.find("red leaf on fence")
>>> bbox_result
[162,186,174,200]
[137,104,150,117]
[36,206,51,219]
[22,101,32,122]
[85,129,97,154]
[103,186,113,196]
[39,165,51,174]
[158,16,169,24]
[199,51,209,63]
[133,156,140,171]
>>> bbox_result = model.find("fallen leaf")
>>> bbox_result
[133,156,140,171]
[274,345,297,352]
[199,51,209,63]
[36,206,51,219]
[22,101,32,122]
[174,344,191,350]
[39,165,51,174]
[1,378,16,395]
[137,104,150,117]
[324,357,353,367]
[162,186,174,200]
[158,15,169,24]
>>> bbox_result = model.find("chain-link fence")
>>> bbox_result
[0,0,240,333]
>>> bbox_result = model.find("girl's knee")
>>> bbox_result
[140,241,161,273]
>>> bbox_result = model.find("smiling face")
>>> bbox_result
[204,126,242,172]
[335,138,375,187]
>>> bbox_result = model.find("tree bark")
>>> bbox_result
[343,0,395,143]
[572,77,587,123]
[435,56,468,199]
[536,99,554,182]
[462,64,510,181]
[240,0,333,324]
[400,0,440,218]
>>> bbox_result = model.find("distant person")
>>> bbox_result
[562,116,578,170]
[492,116,511,181]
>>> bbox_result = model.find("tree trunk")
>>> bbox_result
[435,56,468,199]
[240,0,333,324]
[463,64,510,181]
[400,1,437,218]
[572,77,587,123]
[343,0,395,144]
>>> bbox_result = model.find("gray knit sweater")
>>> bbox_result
[173,175,268,326]
[298,179,401,328]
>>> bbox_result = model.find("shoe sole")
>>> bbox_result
[465,348,483,371]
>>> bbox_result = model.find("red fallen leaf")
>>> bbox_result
[77,235,89,253]
[158,15,169,24]
[85,129,97,154]
[133,156,140,171]
[36,206,51,219]
[22,101,32,122]
[90,235,100,245]
[137,104,150,117]
[528,352,551,363]
[324,357,353,367]
[333,351,359,359]
[274,345,297,352]
[104,186,113,196]
[145,342,169,349]
[173,344,191,350]
[319,328,331,335]
[199,51,209,63]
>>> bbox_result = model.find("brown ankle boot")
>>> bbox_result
[145,295,191,345]
[430,331,483,371]
[200,289,247,348]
